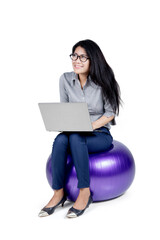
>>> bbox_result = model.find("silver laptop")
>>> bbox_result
[38,102,93,132]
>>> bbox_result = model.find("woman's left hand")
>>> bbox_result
[92,122,97,130]
[91,115,114,131]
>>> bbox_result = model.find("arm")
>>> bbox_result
[92,92,115,130]
[92,115,114,130]
[59,74,69,102]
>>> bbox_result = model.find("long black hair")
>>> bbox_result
[72,39,122,115]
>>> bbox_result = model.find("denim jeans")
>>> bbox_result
[51,127,113,189]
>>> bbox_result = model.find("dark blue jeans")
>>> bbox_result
[51,127,113,189]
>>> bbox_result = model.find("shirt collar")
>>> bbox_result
[71,72,96,88]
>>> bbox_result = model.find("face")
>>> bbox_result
[72,46,90,75]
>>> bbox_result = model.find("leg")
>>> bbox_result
[68,131,113,211]
[44,132,69,208]
[51,132,69,189]
[69,131,113,188]
[69,133,90,188]
[86,130,113,153]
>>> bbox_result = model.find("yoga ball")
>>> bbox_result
[46,140,135,202]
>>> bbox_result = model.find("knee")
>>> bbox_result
[69,133,86,146]
[53,133,69,147]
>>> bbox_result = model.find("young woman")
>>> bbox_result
[38,39,121,218]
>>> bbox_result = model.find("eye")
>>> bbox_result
[80,55,88,62]
[70,53,78,60]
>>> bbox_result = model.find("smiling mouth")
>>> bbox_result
[74,65,83,68]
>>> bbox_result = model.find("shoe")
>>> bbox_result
[66,195,93,218]
[38,195,67,217]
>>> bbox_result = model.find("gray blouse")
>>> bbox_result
[59,71,116,130]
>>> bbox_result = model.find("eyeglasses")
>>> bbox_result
[69,53,90,62]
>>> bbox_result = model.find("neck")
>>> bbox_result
[78,73,88,84]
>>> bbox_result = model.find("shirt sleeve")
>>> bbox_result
[59,74,69,102]
[102,92,116,118]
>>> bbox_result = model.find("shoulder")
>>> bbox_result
[59,71,75,82]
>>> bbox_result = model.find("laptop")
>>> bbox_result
[38,102,93,132]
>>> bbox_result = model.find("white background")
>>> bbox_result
[0,0,160,239]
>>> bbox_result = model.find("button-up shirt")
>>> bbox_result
[59,71,116,130]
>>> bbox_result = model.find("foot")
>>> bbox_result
[66,188,92,218]
[39,189,66,217]
[45,188,64,208]
[73,188,91,210]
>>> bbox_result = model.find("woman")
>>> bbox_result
[38,39,121,218]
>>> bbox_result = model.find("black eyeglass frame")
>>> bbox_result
[69,53,90,62]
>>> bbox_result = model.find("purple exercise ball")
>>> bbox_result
[46,140,135,202]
